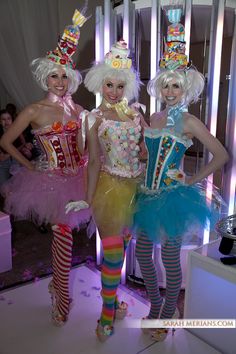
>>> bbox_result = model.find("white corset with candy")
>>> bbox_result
[98,116,143,178]
[33,120,83,176]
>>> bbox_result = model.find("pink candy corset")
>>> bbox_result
[33,120,84,176]
[98,115,143,178]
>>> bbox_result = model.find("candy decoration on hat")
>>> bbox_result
[46,7,89,69]
[159,0,190,70]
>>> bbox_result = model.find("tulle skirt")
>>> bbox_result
[92,171,139,236]
[133,183,223,245]
[0,166,92,230]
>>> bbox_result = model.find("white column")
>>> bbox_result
[150,0,161,114]
[223,9,236,215]
[104,0,111,54]
[122,0,135,284]
[184,0,192,60]
[95,6,104,108]
[123,0,135,51]
[95,1,117,265]
[204,0,225,244]
[123,0,130,46]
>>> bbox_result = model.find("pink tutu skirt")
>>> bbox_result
[0,166,92,231]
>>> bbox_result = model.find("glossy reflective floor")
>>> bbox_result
[0,265,220,354]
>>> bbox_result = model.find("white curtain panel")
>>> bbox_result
[0,0,95,110]
[0,0,60,108]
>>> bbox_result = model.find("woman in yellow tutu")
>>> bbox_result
[66,39,147,341]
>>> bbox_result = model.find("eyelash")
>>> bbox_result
[163,85,180,89]
[106,83,124,89]
[50,75,68,79]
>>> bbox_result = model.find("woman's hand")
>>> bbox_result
[166,168,186,184]
[65,200,89,214]
[32,156,49,172]
[184,176,195,185]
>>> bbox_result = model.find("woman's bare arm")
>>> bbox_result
[139,114,149,160]
[184,114,229,184]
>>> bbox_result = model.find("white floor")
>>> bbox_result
[0,265,220,354]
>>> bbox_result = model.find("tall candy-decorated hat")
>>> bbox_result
[46,7,89,70]
[104,39,132,69]
[160,0,191,70]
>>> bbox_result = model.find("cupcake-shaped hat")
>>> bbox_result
[46,8,89,69]
[105,39,132,69]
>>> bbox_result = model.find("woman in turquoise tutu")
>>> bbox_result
[134,4,229,342]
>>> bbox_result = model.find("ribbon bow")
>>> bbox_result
[47,92,77,122]
[103,98,137,121]
[167,103,188,127]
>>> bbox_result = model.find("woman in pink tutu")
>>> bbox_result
[0,7,91,326]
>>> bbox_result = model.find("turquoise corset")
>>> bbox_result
[144,129,192,189]
[144,104,192,190]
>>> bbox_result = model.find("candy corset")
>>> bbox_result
[33,120,83,176]
[98,115,143,178]
[144,128,192,190]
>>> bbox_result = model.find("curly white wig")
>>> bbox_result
[147,68,205,106]
[84,62,141,101]
[30,57,82,95]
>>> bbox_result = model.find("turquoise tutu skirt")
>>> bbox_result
[133,183,223,245]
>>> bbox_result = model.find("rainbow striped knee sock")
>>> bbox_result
[100,236,124,327]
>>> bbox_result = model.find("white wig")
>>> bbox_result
[30,57,82,95]
[84,62,141,101]
[147,68,205,106]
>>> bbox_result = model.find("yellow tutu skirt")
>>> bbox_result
[92,171,139,236]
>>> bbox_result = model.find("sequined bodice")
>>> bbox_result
[33,120,82,176]
[144,106,192,190]
[98,115,143,178]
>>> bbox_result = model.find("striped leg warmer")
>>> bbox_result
[160,241,182,319]
[136,234,163,318]
[51,224,73,316]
